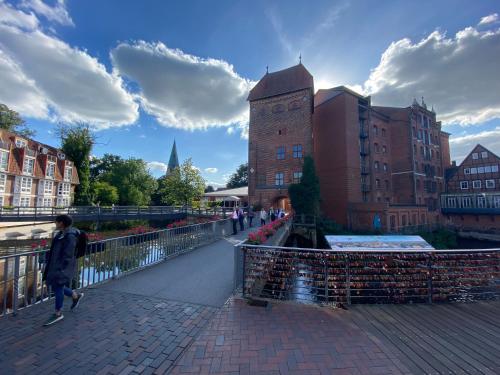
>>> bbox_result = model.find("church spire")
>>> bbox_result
[166,140,179,175]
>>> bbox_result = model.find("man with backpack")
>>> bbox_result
[42,214,86,326]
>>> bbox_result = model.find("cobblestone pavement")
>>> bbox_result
[0,288,217,375]
[170,298,412,375]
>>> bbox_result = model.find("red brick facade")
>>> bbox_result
[247,64,451,232]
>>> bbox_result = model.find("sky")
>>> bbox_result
[0,0,499,187]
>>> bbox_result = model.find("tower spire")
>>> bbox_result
[166,140,179,176]
[299,53,302,64]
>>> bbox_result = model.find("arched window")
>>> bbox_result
[374,161,379,170]
[373,125,378,135]
[374,143,379,152]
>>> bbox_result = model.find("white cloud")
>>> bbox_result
[147,161,168,173]
[226,127,235,135]
[20,0,73,26]
[204,167,218,173]
[364,25,500,126]
[110,41,253,134]
[449,127,500,163]
[479,13,498,26]
[0,1,39,30]
[0,6,139,128]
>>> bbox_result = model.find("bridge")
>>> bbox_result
[0,205,235,222]
[1,219,499,374]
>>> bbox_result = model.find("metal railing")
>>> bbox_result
[0,219,232,316]
[0,205,237,221]
[441,193,500,214]
[235,244,500,305]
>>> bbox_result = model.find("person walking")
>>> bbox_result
[42,215,84,326]
[238,206,245,231]
[248,206,254,227]
[260,208,267,226]
[269,207,276,222]
[231,207,238,235]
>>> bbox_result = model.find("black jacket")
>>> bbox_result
[43,227,79,286]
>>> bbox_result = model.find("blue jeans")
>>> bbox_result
[53,284,74,311]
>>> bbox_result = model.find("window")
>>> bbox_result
[418,130,423,140]
[0,173,5,193]
[257,174,266,186]
[64,166,73,182]
[23,157,35,175]
[46,162,55,178]
[0,150,8,171]
[292,144,303,158]
[275,173,284,186]
[293,172,302,184]
[460,181,468,190]
[477,195,486,208]
[472,152,479,160]
[420,146,424,157]
[44,180,54,194]
[374,161,379,170]
[19,197,30,207]
[58,182,71,196]
[385,180,389,190]
[462,196,472,208]
[481,151,488,159]
[375,179,380,189]
[20,177,32,193]
[472,180,481,189]
[412,127,416,138]
[40,198,52,207]
[382,145,387,154]
[430,149,433,159]
[494,196,500,208]
[374,143,379,153]
[470,167,477,174]
[383,163,388,172]
[486,179,495,189]
[15,139,27,148]
[381,128,386,137]
[0,196,3,207]
[402,215,407,226]
[484,165,492,173]
[447,197,456,208]
[464,168,470,175]
[492,165,499,172]
[478,166,485,174]
[373,125,378,135]
[276,146,285,160]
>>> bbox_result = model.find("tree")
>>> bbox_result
[205,185,215,193]
[58,124,95,205]
[288,156,320,216]
[226,163,248,188]
[0,103,35,137]
[91,181,119,206]
[100,158,157,206]
[156,159,205,206]
[90,154,122,180]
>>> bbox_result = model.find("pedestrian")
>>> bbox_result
[42,214,84,326]
[260,208,267,226]
[248,206,254,227]
[231,207,238,235]
[238,206,245,231]
[269,207,276,222]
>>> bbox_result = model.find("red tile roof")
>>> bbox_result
[247,64,314,101]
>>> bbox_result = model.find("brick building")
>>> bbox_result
[248,64,452,232]
[0,129,79,208]
[441,144,500,233]
[248,64,314,212]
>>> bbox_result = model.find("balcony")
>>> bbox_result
[441,193,500,214]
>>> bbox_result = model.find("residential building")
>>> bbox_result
[441,144,500,232]
[247,64,452,232]
[0,129,79,208]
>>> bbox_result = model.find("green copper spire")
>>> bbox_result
[167,140,179,175]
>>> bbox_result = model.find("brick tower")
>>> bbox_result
[247,64,314,211]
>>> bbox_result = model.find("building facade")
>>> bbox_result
[247,64,314,212]
[441,144,500,233]
[248,64,452,232]
[0,129,79,208]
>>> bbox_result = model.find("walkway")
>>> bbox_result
[1,226,499,375]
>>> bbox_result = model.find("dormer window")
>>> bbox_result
[15,139,27,148]
[23,156,35,175]
[64,165,73,182]
[0,149,8,171]
[46,162,55,178]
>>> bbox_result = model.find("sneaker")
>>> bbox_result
[70,293,84,310]
[44,313,64,326]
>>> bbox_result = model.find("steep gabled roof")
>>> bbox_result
[247,64,314,101]
[457,144,500,169]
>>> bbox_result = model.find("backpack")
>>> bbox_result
[75,230,89,258]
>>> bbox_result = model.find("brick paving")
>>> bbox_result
[0,288,217,375]
[170,298,412,375]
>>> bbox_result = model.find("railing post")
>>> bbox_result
[427,253,433,304]
[12,256,20,316]
[346,254,351,305]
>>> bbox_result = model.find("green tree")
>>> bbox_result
[156,158,205,206]
[100,158,157,206]
[205,185,215,193]
[288,156,320,216]
[58,124,94,205]
[226,163,248,188]
[91,181,119,206]
[0,103,35,137]
[90,154,122,180]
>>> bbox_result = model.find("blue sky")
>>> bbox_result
[1,0,500,186]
